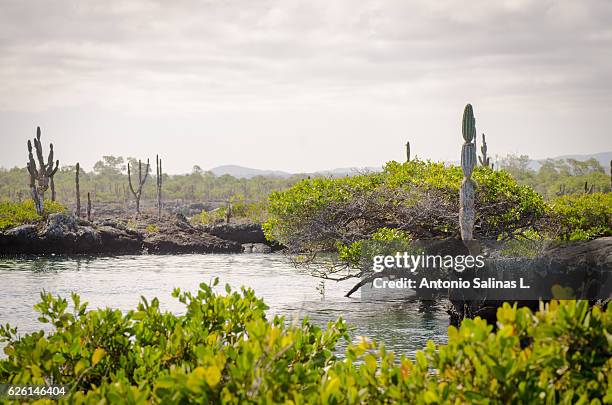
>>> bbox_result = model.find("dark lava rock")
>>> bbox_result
[202,223,267,244]
[144,231,242,254]
[0,212,242,255]
[0,213,143,255]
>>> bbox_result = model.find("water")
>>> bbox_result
[0,254,448,357]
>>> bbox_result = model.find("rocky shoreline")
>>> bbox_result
[0,213,278,255]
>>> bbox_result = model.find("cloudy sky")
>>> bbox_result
[1,0,611,173]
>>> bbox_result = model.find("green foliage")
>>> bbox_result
[499,155,610,198]
[145,224,160,234]
[338,227,412,266]
[549,193,612,240]
[1,287,610,403]
[322,301,611,404]
[0,200,65,231]
[0,280,348,404]
[264,160,547,254]
[193,196,269,225]
[192,208,226,225]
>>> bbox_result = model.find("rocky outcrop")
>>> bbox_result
[201,223,267,244]
[0,213,241,255]
[448,237,612,326]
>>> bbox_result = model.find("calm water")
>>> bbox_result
[0,254,448,356]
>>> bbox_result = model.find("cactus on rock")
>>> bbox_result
[460,105,477,242]
[26,127,59,215]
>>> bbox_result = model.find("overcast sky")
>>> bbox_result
[1,0,611,173]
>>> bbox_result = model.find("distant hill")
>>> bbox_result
[209,165,292,179]
[208,165,382,179]
[209,152,611,179]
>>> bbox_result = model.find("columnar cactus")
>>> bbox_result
[128,159,150,213]
[75,162,81,217]
[87,191,92,221]
[460,104,476,241]
[406,141,411,162]
[26,127,59,215]
[478,133,491,167]
[156,154,163,220]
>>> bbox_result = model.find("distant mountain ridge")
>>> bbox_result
[209,151,612,179]
[209,165,292,179]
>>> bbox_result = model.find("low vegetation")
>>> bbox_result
[0,282,609,403]
[0,200,65,231]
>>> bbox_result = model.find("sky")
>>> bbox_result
[0,0,611,174]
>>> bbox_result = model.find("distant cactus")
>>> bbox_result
[128,159,150,214]
[584,181,594,194]
[75,162,81,217]
[556,183,566,196]
[460,105,476,241]
[26,127,59,214]
[156,155,163,220]
[87,191,92,221]
[478,133,492,168]
[406,141,411,162]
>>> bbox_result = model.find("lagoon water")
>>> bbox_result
[0,254,448,356]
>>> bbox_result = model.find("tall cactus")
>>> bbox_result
[406,141,411,162]
[26,127,59,215]
[478,133,491,168]
[460,104,476,241]
[128,159,150,213]
[156,154,163,220]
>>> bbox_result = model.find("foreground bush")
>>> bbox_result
[1,283,610,404]
[0,200,65,231]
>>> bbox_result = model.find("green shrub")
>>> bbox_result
[192,208,226,226]
[145,224,160,234]
[193,197,268,226]
[264,160,548,255]
[0,286,609,403]
[549,193,612,240]
[0,200,65,231]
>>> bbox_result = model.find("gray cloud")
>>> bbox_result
[0,0,611,172]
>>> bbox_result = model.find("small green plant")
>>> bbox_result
[145,224,160,234]
[0,200,65,231]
